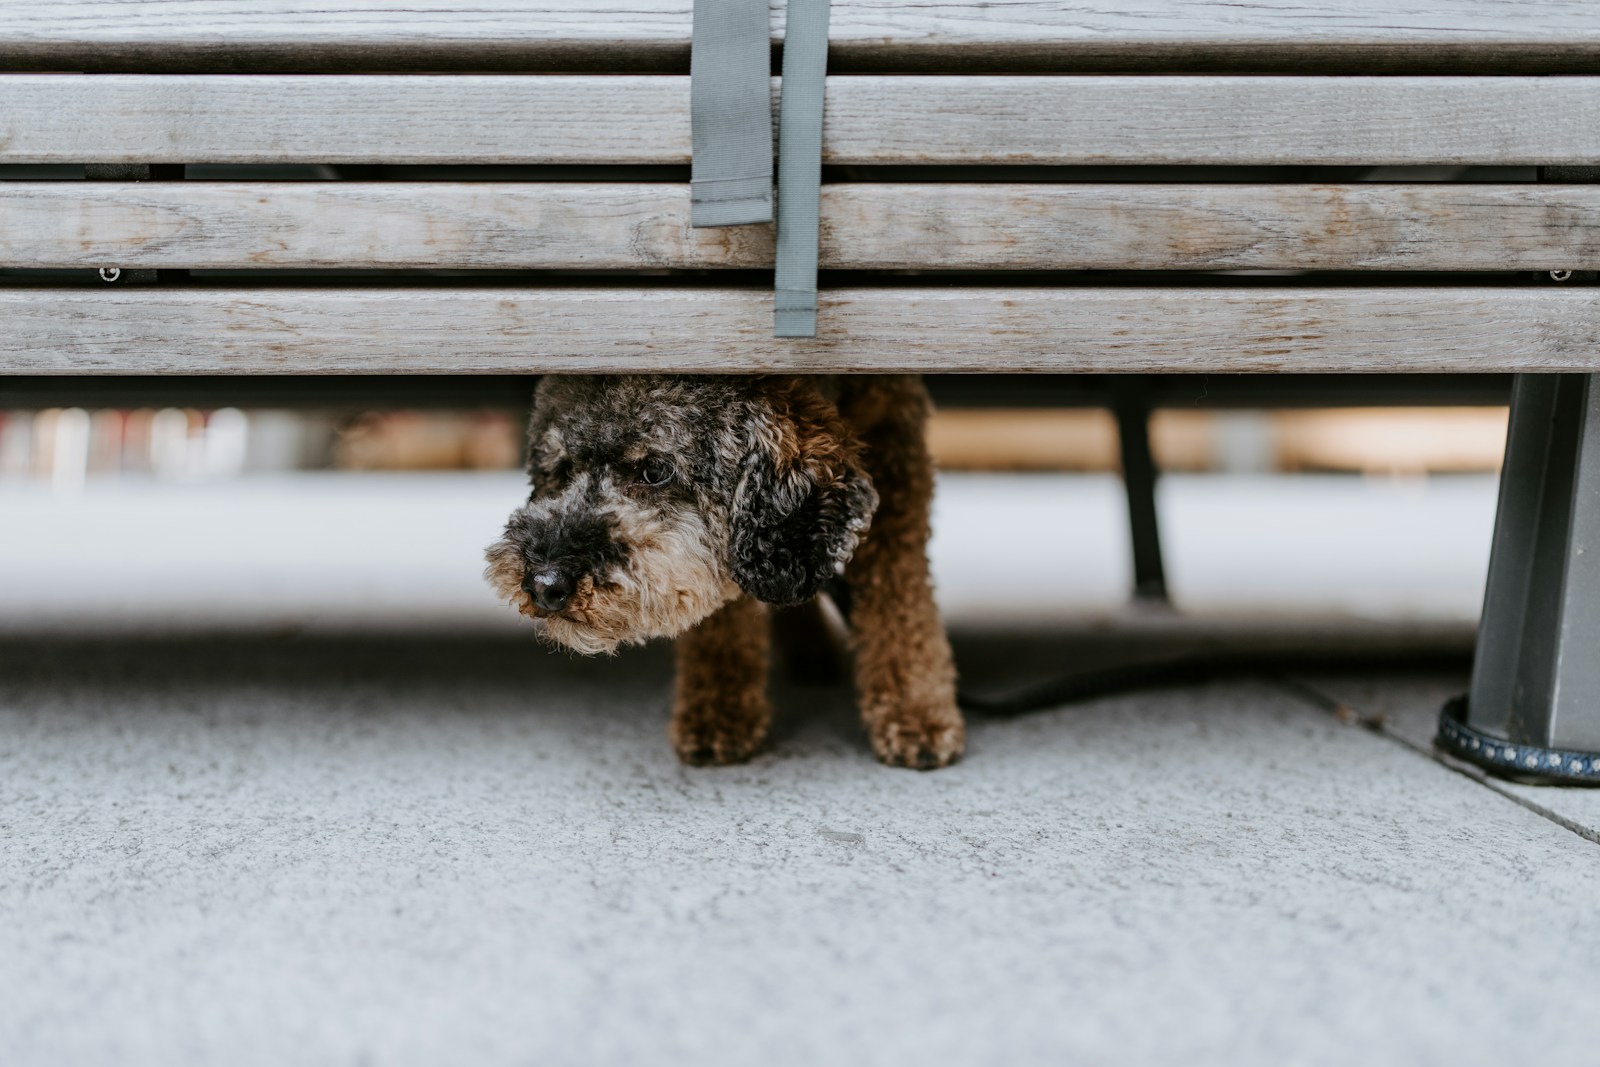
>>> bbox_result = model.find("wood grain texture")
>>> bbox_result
[821,76,1600,166]
[0,76,686,165]
[2,1,1598,73]
[821,184,1600,272]
[0,182,771,268]
[4,75,1599,166]
[4,286,1596,374]
[8,182,1600,272]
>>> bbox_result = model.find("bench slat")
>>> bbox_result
[5,182,1599,272]
[3,75,1599,166]
[0,76,683,165]
[3,1,1597,72]
[2,286,1593,373]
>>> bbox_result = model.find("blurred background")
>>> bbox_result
[0,387,1507,637]
[0,398,1511,484]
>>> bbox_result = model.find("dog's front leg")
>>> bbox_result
[670,595,771,765]
[843,381,964,769]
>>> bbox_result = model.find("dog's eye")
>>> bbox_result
[638,459,674,487]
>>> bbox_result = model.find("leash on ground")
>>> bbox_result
[823,577,1247,716]
[953,655,1233,717]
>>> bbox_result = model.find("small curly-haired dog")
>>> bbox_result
[485,374,962,769]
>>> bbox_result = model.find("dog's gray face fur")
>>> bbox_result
[485,375,878,654]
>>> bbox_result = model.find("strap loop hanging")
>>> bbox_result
[689,0,774,227]
[773,0,830,337]
[688,0,830,335]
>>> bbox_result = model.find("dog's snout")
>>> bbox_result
[524,565,579,613]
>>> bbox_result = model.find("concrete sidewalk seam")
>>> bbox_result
[1280,674,1600,848]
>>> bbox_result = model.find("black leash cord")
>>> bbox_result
[823,578,1234,718]
[955,655,1228,718]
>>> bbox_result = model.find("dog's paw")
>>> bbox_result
[870,712,965,771]
[668,705,769,767]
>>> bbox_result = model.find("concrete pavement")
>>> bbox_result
[2,634,1597,1067]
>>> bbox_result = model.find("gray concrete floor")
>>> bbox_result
[4,633,1598,1067]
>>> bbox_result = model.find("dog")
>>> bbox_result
[484,374,963,770]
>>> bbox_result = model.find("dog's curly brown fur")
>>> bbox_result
[485,374,962,769]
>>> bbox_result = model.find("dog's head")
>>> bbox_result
[485,376,877,653]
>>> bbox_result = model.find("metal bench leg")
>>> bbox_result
[1112,377,1169,603]
[1437,373,1600,782]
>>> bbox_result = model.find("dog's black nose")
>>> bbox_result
[524,565,578,613]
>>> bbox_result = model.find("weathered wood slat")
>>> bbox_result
[826,76,1600,166]
[0,182,767,269]
[6,182,1600,272]
[3,287,1595,373]
[4,75,1598,167]
[822,184,1600,271]
[2,1,1597,73]
[0,76,684,165]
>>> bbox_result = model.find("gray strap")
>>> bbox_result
[690,0,774,227]
[773,0,830,337]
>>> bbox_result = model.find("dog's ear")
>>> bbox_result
[728,381,878,606]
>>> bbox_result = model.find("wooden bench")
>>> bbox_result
[2,0,1598,780]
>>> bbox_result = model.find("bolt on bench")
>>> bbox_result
[2,0,1599,782]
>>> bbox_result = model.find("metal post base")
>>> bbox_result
[1437,374,1600,785]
